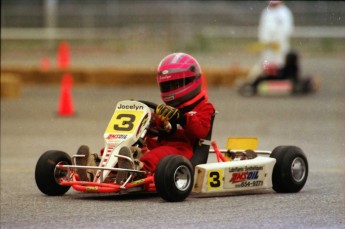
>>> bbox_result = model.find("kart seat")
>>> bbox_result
[190,113,216,168]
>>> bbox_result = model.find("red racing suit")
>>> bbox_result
[139,99,215,172]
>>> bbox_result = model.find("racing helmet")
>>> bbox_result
[157,53,203,107]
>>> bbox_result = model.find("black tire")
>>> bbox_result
[302,78,313,93]
[239,83,256,96]
[35,150,71,196]
[270,146,308,193]
[154,155,194,202]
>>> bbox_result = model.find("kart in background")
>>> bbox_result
[239,50,320,97]
[238,77,319,97]
[35,100,308,202]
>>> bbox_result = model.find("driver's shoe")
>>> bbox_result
[76,145,99,181]
[115,147,134,184]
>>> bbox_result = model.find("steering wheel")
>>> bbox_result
[138,100,177,137]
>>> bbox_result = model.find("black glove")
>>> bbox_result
[156,104,186,125]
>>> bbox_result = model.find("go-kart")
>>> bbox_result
[239,51,320,97]
[35,100,309,202]
[238,77,319,97]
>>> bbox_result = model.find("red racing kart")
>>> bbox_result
[35,100,308,202]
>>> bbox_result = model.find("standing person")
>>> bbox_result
[76,53,215,183]
[258,1,294,68]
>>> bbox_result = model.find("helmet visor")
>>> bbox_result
[159,77,195,93]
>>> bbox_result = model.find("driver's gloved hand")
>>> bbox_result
[156,104,186,125]
[156,104,179,122]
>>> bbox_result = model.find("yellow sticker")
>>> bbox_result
[207,170,223,190]
[85,186,98,191]
[105,110,144,134]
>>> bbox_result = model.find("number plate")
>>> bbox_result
[105,110,144,134]
[207,170,223,190]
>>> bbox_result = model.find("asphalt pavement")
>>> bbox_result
[1,54,344,228]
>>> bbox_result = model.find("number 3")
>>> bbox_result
[114,114,135,131]
[207,170,223,190]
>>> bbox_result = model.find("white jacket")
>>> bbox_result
[258,4,294,66]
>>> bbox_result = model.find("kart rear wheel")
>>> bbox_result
[270,146,308,193]
[154,155,194,202]
[239,83,256,96]
[35,150,71,196]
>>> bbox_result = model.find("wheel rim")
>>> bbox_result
[54,161,69,183]
[291,157,307,182]
[174,165,192,191]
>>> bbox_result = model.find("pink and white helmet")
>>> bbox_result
[157,53,203,107]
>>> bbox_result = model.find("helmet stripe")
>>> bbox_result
[161,54,173,66]
[171,53,187,64]
[181,55,191,64]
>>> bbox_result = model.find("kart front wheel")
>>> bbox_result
[35,150,71,196]
[270,146,308,193]
[155,155,194,202]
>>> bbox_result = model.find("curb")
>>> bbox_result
[1,66,248,86]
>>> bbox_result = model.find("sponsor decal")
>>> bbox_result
[224,166,265,189]
[106,134,127,140]
[163,95,174,102]
[228,166,263,173]
[117,103,144,110]
[229,171,264,188]
[130,179,146,185]
[237,180,263,187]
[160,72,172,81]
[85,186,99,191]
[230,171,259,183]
[188,111,197,116]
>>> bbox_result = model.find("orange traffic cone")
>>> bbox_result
[58,73,74,117]
[57,41,70,70]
